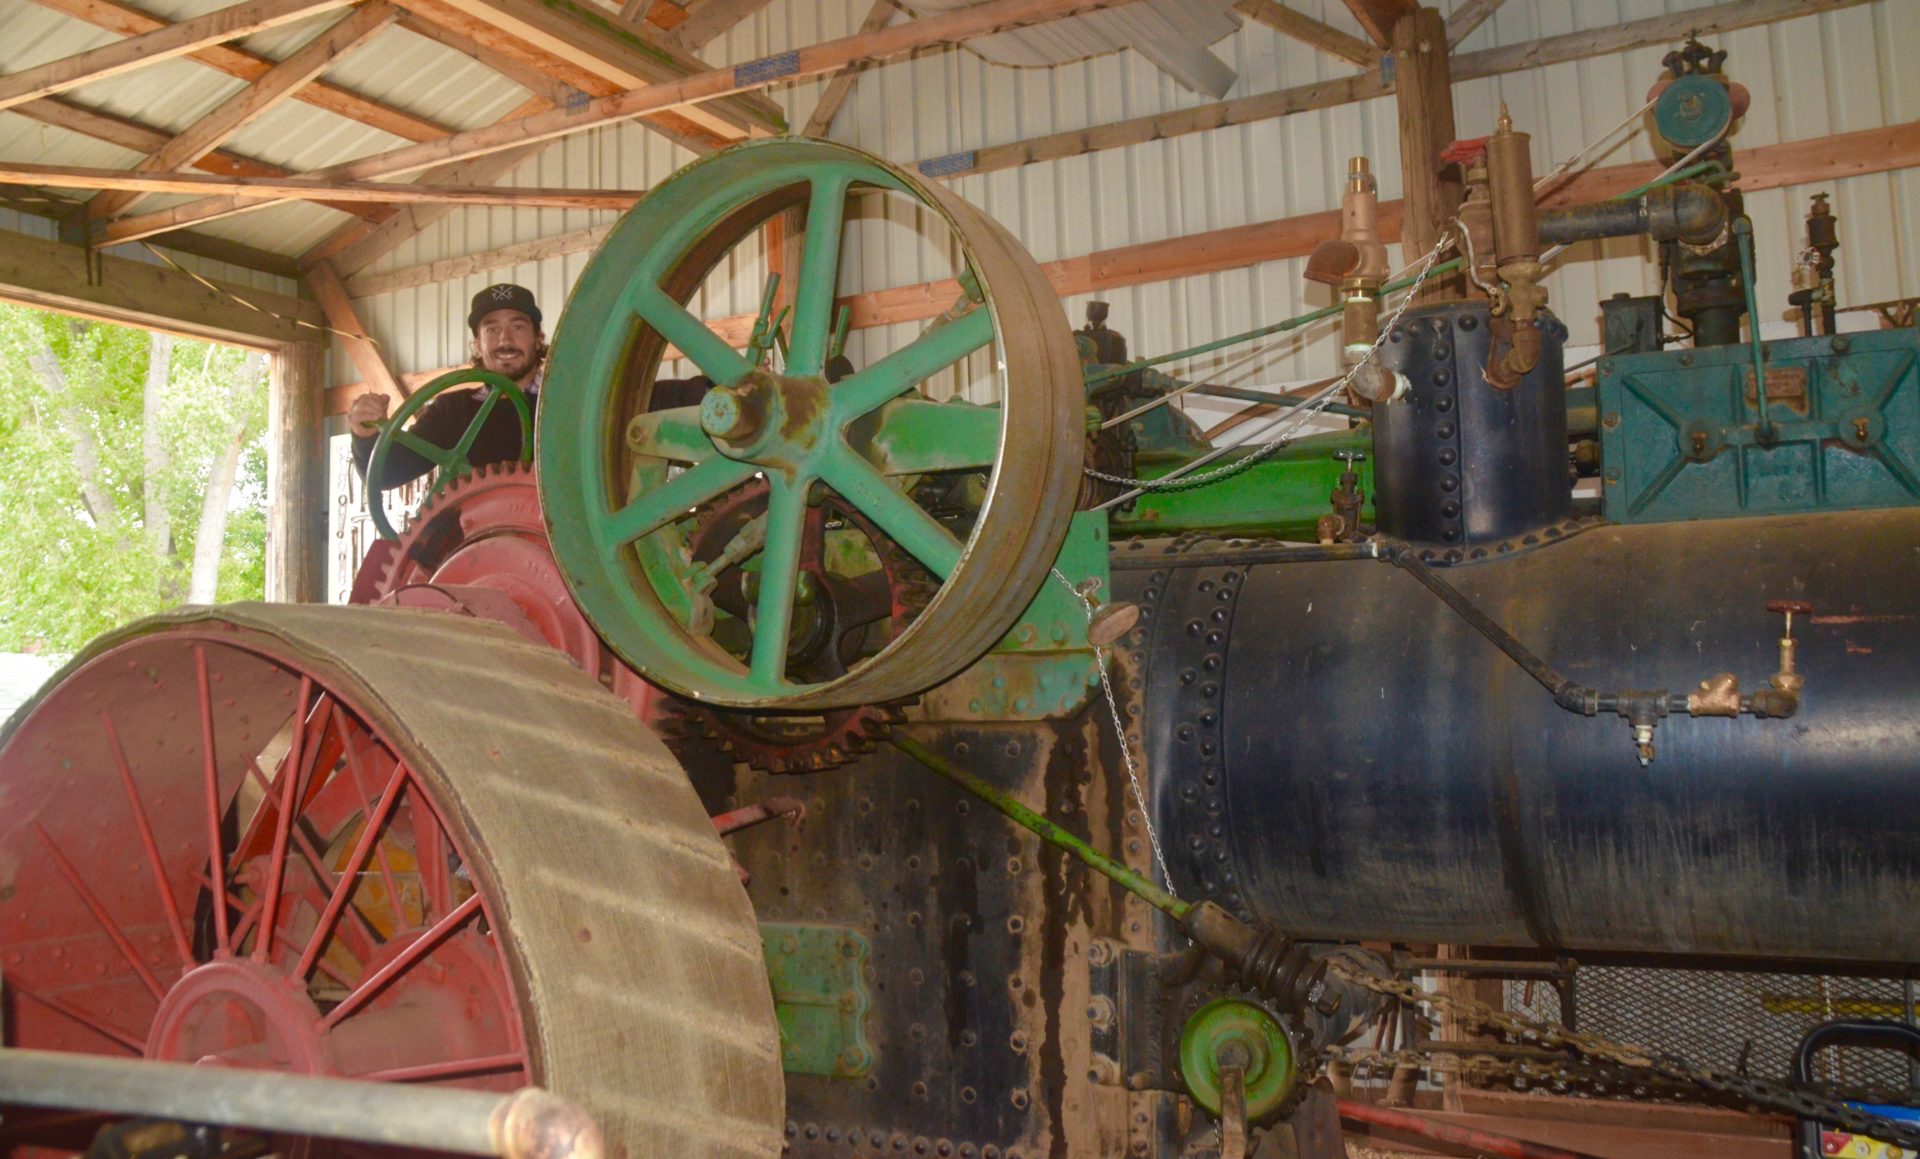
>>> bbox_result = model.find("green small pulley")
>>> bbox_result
[1654,73,1733,149]
[1177,998,1299,1120]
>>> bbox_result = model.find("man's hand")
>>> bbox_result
[348,392,391,438]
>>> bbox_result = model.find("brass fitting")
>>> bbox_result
[1484,106,1548,386]
[1687,672,1742,716]
[1768,600,1811,694]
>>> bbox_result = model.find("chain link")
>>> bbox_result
[1323,958,1920,1146]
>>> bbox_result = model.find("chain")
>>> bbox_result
[1323,958,1920,1146]
[1052,568,1176,901]
[1084,230,1452,497]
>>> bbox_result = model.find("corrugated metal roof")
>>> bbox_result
[900,0,1242,97]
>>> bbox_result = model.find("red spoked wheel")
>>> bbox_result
[0,604,783,1157]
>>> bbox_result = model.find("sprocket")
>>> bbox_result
[660,479,932,773]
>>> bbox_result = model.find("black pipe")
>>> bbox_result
[1538,184,1726,248]
[1792,1021,1920,1159]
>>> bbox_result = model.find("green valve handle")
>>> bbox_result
[365,368,530,541]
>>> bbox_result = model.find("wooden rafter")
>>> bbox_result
[1445,0,1505,48]
[326,114,1920,411]
[388,0,785,140]
[1,161,646,207]
[305,261,404,401]
[87,3,400,222]
[300,98,557,273]
[97,0,1139,247]
[28,0,448,142]
[803,0,896,138]
[666,0,775,50]
[389,14,728,154]
[1232,1,1375,68]
[910,0,1873,181]
[1339,0,1415,47]
[12,95,388,221]
[0,0,356,113]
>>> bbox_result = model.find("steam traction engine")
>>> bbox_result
[4,41,1920,1159]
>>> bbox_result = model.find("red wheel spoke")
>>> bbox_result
[322,892,482,1028]
[193,645,231,954]
[405,772,454,918]
[257,677,317,964]
[334,703,407,930]
[7,977,145,1052]
[352,1051,527,1083]
[242,756,379,964]
[297,761,409,980]
[101,711,195,970]
[31,824,167,1001]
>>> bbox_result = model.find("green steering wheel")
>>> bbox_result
[366,368,531,540]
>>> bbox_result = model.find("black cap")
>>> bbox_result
[469,283,542,333]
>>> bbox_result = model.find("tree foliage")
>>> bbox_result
[0,304,268,652]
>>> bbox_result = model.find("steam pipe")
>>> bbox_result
[1538,183,1726,248]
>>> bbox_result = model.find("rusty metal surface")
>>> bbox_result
[0,604,783,1158]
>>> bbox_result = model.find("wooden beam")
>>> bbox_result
[328,115,1920,397]
[0,0,356,113]
[96,0,1141,247]
[1339,0,1415,47]
[1444,0,1504,48]
[30,0,450,142]
[0,225,323,347]
[346,222,615,297]
[266,340,327,603]
[305,260,404,403]
[1232,1,1375,68]
[88,3,401,221]
[13,93,392,222]
[299,97,560,275]
[393,0,786,139]
[667,0,775,49]
[0,161,644,208]
[1391,6,1461,299]
[803,0,896,138]
[914,0,1871,181]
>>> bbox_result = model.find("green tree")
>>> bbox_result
[0,304,269,652]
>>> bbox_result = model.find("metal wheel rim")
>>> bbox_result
[538,137,1083,710]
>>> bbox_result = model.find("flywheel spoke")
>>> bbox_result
[634,286,753,386]
[193,644,232,954]
[624,405,718,463]
[101,712,195,971]
[322,892,483,1028]
[786,172,853,377]
[297,761,409,980]
[604,457,757,549]
[256,677,317,964]
[833,308,994,419]
[820,448,962,579]
[747,474,809,688]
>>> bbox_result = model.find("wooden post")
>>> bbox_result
[267,340,326,603]
[1390,5,1463,301]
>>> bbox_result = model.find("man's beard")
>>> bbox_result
[480,345,539,380]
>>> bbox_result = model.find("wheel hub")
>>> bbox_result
[700,369,831,470]
[147,959,334,1073]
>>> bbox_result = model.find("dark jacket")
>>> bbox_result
[351,386,538,488]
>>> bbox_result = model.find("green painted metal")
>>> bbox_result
[1653,73,1733,148]
[1177,998,1298,1118]
[888,731,1191,921]
[928,513,1107,721]
[1596,325,1920,524]
[759,923,873,1078]
[1109,429,1374,540]
[365,368,530,540]
[542,141,1012,703]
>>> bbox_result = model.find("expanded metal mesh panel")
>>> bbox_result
[1504,967,1920,1097]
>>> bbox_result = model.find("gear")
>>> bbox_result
[353,460,545,600]
[660,479,934,773]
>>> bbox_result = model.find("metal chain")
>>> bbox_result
[1052,567,1176,900]
[1084,230,1452,496]
[1323,958,1920,1146]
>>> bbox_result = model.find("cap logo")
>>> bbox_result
[490,285,516,301]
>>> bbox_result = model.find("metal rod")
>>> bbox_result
[887,732,1190,920]
[0,1048,603,1159]
[1338,1100,1604,1159]
[1176,379,1370,421]
[1733,217,1774,443]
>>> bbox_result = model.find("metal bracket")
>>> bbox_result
[760,923,874,1078]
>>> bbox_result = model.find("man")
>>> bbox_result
[349,283,547,486]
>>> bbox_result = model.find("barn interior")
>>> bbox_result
[0,1,1917,1157]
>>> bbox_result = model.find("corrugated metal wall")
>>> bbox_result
[341,0,1915,409]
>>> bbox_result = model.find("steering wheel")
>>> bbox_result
[366,368,531,540]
